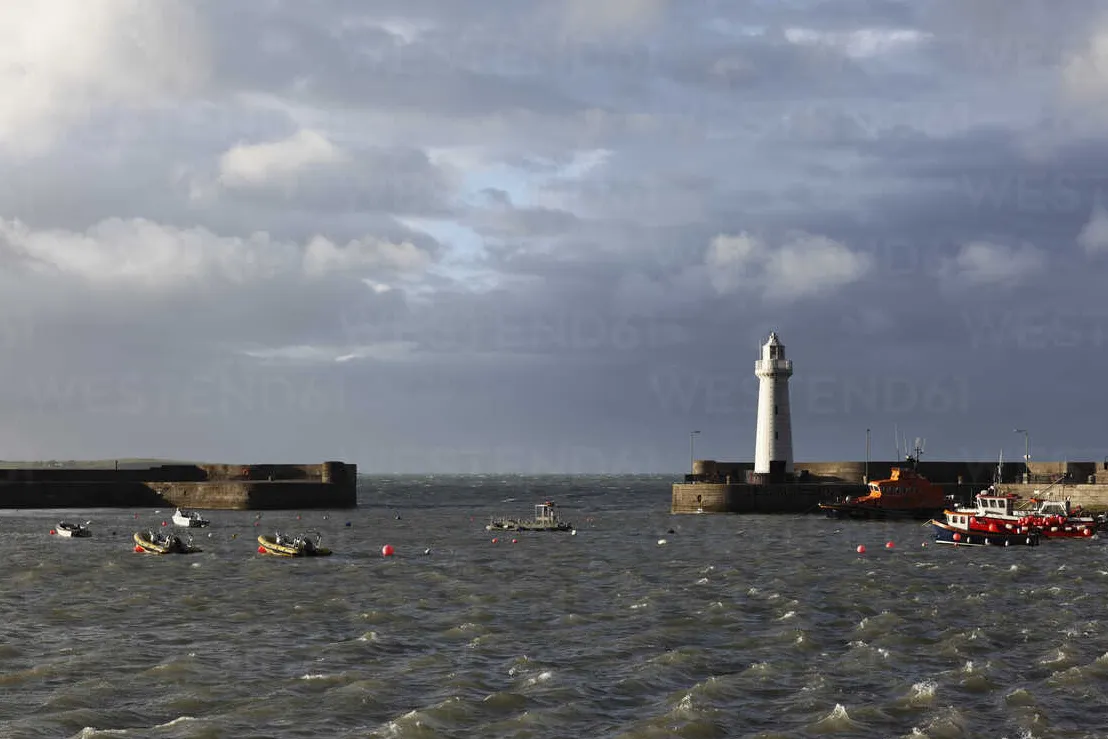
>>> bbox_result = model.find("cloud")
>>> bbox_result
[783,28,933,59]
[1077,201,1108,253]
[0,0,207,153]
[938,241,1046,287]
[0,217,434,291]
[706,232,873,302]
[4,0,1108,469]
[1063,25,1108,105]
[559,0,669,37]
[218,130,348,188]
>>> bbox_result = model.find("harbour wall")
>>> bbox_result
[690,459,1108,486]
[676,459,1108,514]
[0,461,358,510]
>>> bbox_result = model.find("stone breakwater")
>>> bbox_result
[0,461,357,510]
[674,459,1108,514]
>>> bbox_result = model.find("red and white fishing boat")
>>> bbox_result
[941,473,1101,541]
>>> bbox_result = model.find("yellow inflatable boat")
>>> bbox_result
[133,530,202,554]
[257,532,332,557]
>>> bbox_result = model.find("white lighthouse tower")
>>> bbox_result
[754,332,794,475]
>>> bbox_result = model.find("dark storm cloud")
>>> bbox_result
[2,0,1108,469]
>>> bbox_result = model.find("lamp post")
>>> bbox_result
[1014,428,1029,480]
[865,428,870,483]
[689,430,701,475]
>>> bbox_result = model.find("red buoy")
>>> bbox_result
[885,541,895,549]
[258,545,266,553]
[492,538,499,544]
[134,545,144,553]
[856,544,866,554]
[381,544,395,556]
[953,532,961,542]
[49,529,56,535]
[512,538,518,544]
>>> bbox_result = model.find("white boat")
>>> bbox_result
[171,508,210,528]
[55,521,91,538]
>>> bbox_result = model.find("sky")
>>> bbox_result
[1,0,1107,473]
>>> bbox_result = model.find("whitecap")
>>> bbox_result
[906,680,936,706]
[524,670,553,686]
[811,703,855,732]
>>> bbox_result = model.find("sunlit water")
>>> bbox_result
[3,475,1108,738]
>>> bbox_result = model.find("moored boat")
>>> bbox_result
[133,530,202,554]
[54,521,91,538]
[257,532,331,557]
[171,507,210,528]
[945,484,1100,540]
[819,444,947,521]
[487,501,574,532]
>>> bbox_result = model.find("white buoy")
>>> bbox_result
[753,332,794,475]
[657,538,667,545]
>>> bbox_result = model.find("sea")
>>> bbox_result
[2,474,1108,739]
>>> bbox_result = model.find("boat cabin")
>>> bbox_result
[535,502,559,523]
[1028,498,1072,517]
[944,490,1024,528]
[973,491,1019,517]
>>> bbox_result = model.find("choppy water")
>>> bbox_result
[3,475,1108,738]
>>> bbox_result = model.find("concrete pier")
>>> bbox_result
[0,461,358,509]
[674,459,1108,514]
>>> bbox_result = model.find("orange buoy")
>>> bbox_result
[381,544,395,556]
[856,544,866,554]
[953,532,961,542]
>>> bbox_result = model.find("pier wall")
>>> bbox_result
[674,477,1108,514]
[0,461,357,509]
[672,482,869,514]
[689,459,1108,486]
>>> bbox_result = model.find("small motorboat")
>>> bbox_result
[487,501,574,532]
[133,530,202,554]
[257,532,332,557]
[54,521,91,538]
[171,507,210,528]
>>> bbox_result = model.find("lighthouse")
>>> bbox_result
[754,332,794,476]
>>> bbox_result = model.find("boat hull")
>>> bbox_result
[930,520,1040,547]
[486,521,574,532]
[819,503,944,521]
[257,535,331,557]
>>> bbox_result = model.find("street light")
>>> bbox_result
[690,430,701,475]
[1014,429,1030,478]
[865,428,870,483]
